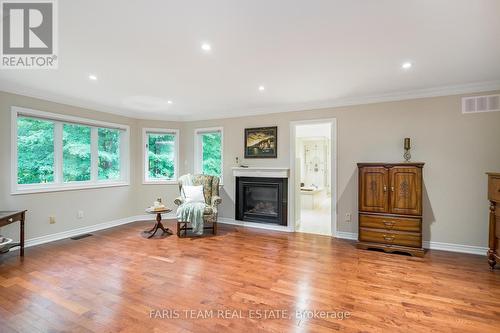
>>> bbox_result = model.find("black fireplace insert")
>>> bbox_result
[235,177,287,226]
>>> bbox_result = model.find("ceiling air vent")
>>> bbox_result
[462,94,500,114]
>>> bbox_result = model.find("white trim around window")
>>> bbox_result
[194,127,224,184]
[142,128,180,185]
[11,106,130,195]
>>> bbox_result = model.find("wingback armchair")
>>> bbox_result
[174,174,222,237]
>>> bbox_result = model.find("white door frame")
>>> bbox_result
[289,118,338,237]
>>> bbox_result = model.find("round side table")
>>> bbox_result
[143,208,173,238]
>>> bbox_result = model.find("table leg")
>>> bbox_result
[158,213,173,234]
[148,224,159,239]
[145,213,172,238]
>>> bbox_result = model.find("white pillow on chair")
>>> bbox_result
[182,185,205,203]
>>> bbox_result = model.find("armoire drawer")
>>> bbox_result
[359,214,420,232]
[359,228,421,248]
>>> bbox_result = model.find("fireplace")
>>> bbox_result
[236,177,287,226]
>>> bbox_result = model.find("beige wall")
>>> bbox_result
[0,91,182,241]
[1,90,499,248]
[183,92,500,248]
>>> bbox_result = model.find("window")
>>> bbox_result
[143,128,179,184]
[98,128,121,181]
[17,117,55,185]
[12,107,130,194]
[63,123,91,182]
[194,127,223,182]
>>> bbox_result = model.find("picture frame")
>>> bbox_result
[244,126,278,158]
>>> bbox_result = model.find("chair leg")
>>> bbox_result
[177,220,217,237]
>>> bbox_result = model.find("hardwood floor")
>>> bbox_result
[1,220,500,333]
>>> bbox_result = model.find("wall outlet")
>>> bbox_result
[77,210,84,219]
[345,213,352,222]
[49,216,56,224]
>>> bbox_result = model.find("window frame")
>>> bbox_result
[11,106,130,195]
[142,128,180,185]
[194,127,224,184]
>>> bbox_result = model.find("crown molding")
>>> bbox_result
[180,80,500,121]
[1,80,499,122]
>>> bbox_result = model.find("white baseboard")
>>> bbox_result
[422,241,488,256]
[6,214,487,257]
[218,217,293,233]
[335,232,487,256]
[335,231,358,240]
[11,213,176,250]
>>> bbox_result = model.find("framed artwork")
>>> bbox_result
[244,126,278,158]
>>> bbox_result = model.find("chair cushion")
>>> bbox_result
[182,185,205,203]
[178,174,221,205]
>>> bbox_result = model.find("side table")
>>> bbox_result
[143,208,173,239]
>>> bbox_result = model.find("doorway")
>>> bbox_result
[290,119,336,236]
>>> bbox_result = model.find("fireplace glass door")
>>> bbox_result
[244,185,279,218]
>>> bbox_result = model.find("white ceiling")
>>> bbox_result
[1,0,500,121]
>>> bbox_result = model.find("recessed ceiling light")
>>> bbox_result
[201,43,211,51]
[122,96,172,111]
[88,74,98,80]
[258,85,265,91]
[401,62,413,70]
[167,100,173,104]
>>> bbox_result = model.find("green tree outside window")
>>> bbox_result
[148,133,175,179]
[17,117,55,184]
[98,128,121,180]
[201,132,222,177]
[63,124,91,182]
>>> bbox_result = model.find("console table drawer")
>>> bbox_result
[359,214,420,232]
[489,176,500,202]
[0,210,26,257]
[359,228,421,248]
[0,212,24,227]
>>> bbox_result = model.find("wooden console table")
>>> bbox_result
[0,210,27,257]
[487,173,500,270]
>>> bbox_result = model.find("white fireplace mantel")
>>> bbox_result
[232,167,289,178]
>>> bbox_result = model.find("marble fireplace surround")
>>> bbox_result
[232,167,289,178]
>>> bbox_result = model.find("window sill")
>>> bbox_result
[11,181,130,195]
[142,180,178,185]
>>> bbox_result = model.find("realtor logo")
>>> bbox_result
[1,0,58,68]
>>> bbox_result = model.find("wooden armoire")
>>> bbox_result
[357,163,425,257]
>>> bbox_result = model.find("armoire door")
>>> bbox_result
[359,167,389,213]
[389,166,422,215]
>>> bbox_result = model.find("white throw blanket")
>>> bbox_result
[177,202,205,235]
